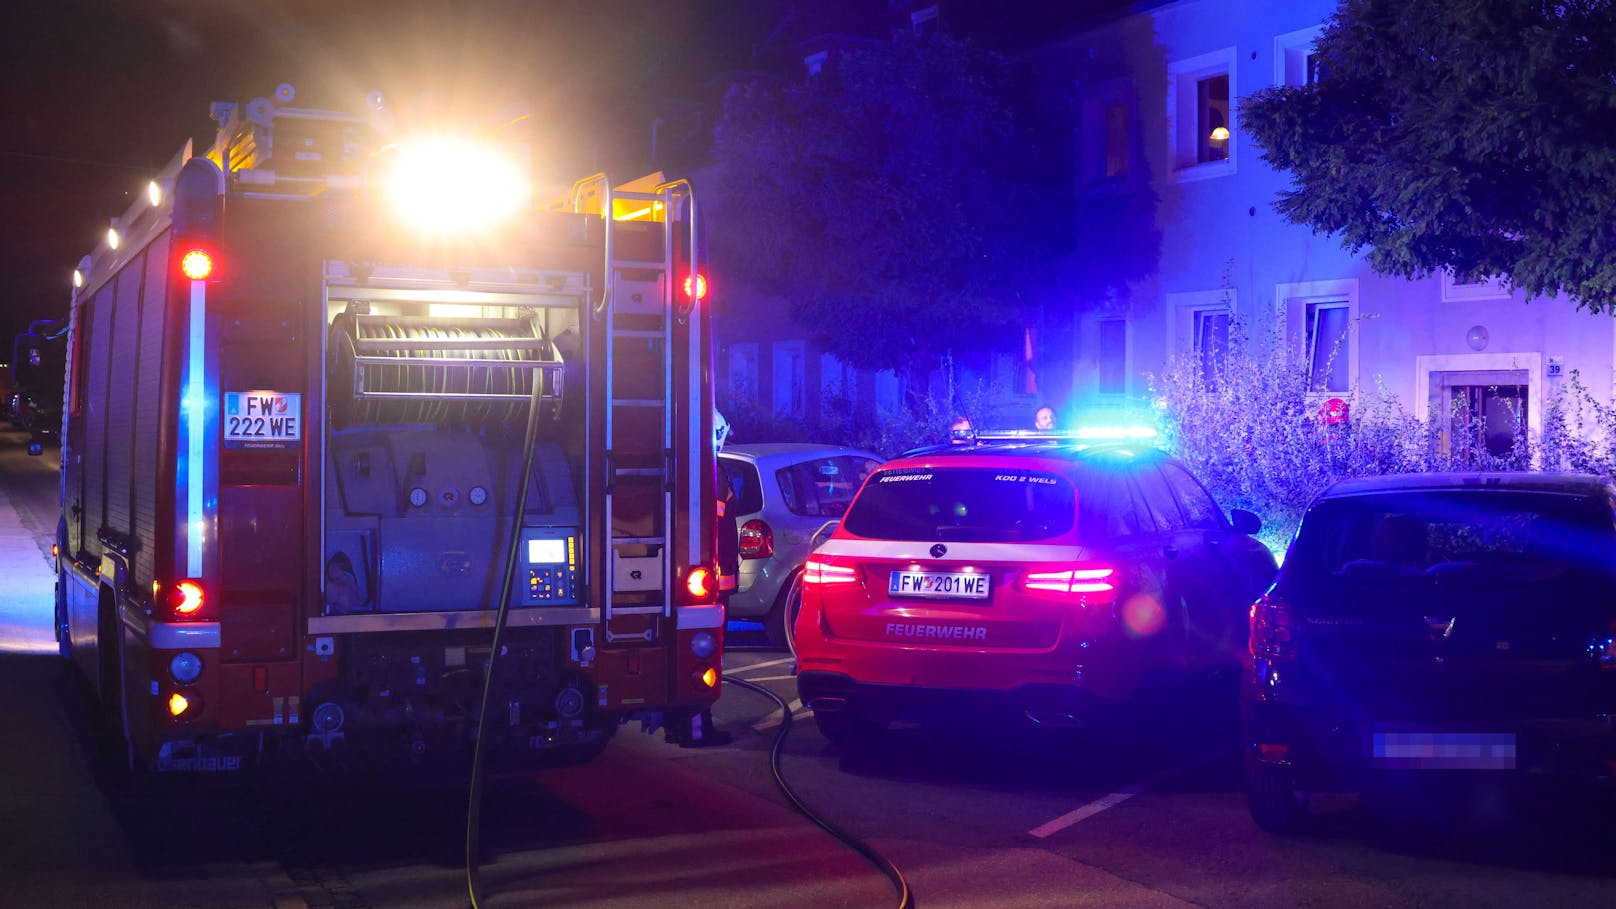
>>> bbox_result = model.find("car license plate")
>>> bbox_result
[223,391,302,449]
[888,570,989,599]
[1371,731,1516,770]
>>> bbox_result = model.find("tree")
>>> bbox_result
[1241,0,1616,311]
[711,34,1056,402]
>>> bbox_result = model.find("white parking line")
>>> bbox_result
[724,655,796,675]
[751,698,806,732]
[1027,742,1236,839]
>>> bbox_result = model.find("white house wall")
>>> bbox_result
[1037,0,1616,425]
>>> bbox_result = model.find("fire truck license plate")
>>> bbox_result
[224,391,302,449]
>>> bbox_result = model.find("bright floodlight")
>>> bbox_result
[385,138,528,234]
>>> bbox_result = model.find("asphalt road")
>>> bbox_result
[3,427,1615,908]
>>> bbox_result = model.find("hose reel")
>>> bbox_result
[329,310,564,428]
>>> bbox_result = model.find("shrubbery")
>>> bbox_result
[1151,322,1616,554]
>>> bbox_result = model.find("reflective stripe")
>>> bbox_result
[677,604,724,630]
[813,538,1086,562]
[184,279,206,576]
[150,621,220,649]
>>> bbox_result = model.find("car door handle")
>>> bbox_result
[1163,545,1179,560]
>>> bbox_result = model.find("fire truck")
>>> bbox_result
[53,85,722,777]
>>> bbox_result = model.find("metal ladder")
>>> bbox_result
[571,175,695,629]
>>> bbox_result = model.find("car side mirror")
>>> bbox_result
[1229,508,1261,535]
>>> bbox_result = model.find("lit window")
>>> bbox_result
[1305,301,1350,393]
[1197,75,1230,164]
[1168,49,1236,179]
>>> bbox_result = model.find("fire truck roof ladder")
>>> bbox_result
[572,175,696,625]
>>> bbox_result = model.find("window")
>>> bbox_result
[1193,309,1230,386]
[1104,104,1129,178]
[1440,269,1512,302]
[1196,75,1230,164]
[772,340,805,418]
[1280,279,1359,395]
[1274,25,1326,88]
[844,467,1076,543]
[1097,319,1127,395]
[874,369,901,414]
[1161,463,1226,530]
[803,50,828,77]
[1168,48,1237,180]
[718,456,764,515]
[820,352,853,410]
[776,455,882,518]
[728,342,758,402]
[1135,469,1185,531]
[1305,301,1350,393]
[1169,290,1235,388]
[1080,78,1134,186]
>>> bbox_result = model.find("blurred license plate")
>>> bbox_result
[889,571,989,599]
[1372,731,1516,770]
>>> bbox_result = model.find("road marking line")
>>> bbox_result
[736,673,797,683]
[1027,742,1237,839]
[725,655,796,674]
[751,698,806,731]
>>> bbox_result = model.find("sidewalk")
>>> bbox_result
[0,479,56,655]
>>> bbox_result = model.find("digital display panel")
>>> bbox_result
[528,538,567,564]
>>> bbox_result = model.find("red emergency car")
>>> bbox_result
[793,433,1277,745]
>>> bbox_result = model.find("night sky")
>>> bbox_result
[0,0,1131,354]
[0,0,786,349]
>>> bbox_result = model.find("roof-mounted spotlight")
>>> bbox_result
[147,180,162,207]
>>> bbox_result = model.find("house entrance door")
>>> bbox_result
[1427,369,1529,459]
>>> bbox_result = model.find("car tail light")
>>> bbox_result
[160,579,208,621]
[1250,595,1295,661]
[1023,564,1115,595]
[739,519,774,559]
[803,557,858,586]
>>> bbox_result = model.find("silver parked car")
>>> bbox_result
[718,443,884,647]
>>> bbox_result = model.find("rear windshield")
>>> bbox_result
[1289,490,1616,581]
[842,467,1077,542]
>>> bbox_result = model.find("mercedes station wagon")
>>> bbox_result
[1243,473,1616,833]
[792,432,1277,746]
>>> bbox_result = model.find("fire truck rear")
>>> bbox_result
[54,85,722,776]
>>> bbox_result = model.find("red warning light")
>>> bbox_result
[682,272,707,302]
[180,249,214,281]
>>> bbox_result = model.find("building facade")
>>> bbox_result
[1029,0,1616,449]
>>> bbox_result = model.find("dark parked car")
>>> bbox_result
[1244,473,1616,832]
[794,433,1277,745]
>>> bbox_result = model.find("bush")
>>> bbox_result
[1148,320,1606,555]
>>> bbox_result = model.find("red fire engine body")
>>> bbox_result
[54,87,722,775]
